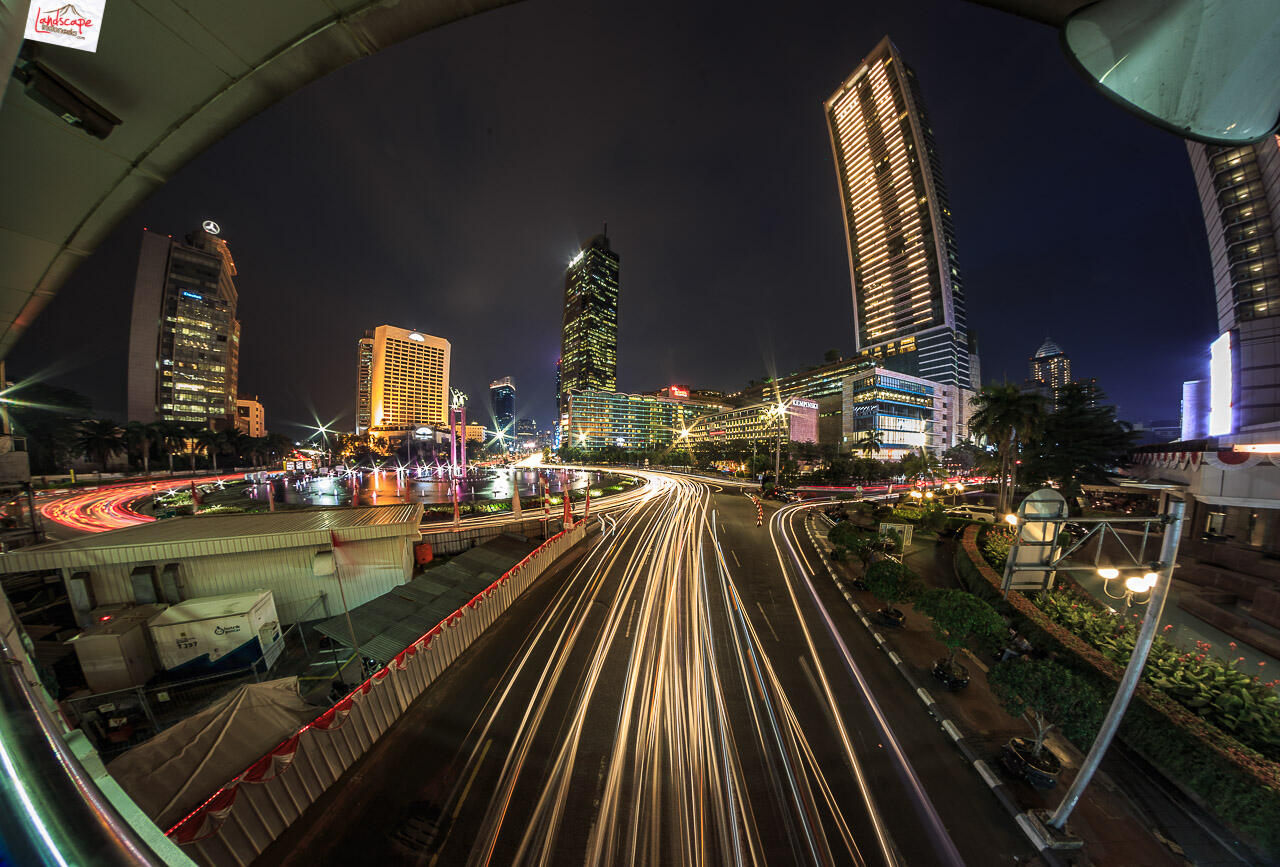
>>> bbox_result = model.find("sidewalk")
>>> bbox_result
[818,523,1188,866]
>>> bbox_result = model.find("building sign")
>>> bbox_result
[669,385,689,399]
[1209,331,1233,437]
[27,1,106,52]
[202,220,220,235]
[790,398,818,410]
[409,332,425,342]
[413,426,434,440]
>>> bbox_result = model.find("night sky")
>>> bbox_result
[9,0,1218,439]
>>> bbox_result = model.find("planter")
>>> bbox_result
[875,607,906,628]
[1000,737,1062,790]
[931,658,970,691]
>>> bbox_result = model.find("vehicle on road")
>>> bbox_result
[944,505,996,524]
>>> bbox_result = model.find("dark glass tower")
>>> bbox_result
[489,376,516,433]
[825,36,970,388]
[558,230,620,412]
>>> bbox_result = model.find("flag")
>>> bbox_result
[562,471,572,529]
[542,473,550,518]
[267,480,276,513]
[583,477,590,521]
[452,482,461,529]
[190,480,201,506]
[511,482,522,520]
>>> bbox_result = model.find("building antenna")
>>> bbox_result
[603,219,608,238]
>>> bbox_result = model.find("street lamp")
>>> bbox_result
[1100,567,1159,609]
[1004,512,1019,527]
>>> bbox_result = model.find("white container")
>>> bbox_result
[147,590,281,675]
[70,618,155,693]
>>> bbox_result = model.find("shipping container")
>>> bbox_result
[147,590,281,675]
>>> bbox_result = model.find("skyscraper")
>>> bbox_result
[825,36,970,389]
[1029,337,1071,411]
[126,224,240,427]
[489,376,516,433]
[1187,137,1280,440]
[558,230,619,414]
[367,325,450,433]
[355,330,374,434]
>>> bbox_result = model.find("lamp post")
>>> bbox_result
[1045,501,1184,833]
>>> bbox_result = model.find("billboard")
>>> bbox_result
[1209,332,1233,437]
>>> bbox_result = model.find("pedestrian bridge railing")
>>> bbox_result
[164,521,589,866]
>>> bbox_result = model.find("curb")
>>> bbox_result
[804,514,1065,865]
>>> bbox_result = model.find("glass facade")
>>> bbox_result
[355,333,374,433]
[684,398,819,446]
[489,377,516,433]
[559,233,619,412]
[564,390,721,451]
[825,37,970,388]
[842,369,935,458]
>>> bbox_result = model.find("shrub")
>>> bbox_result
[863,560,918,613]
[916,588,1006,664]
[980,525,1015,571]
[988,657,1104,756]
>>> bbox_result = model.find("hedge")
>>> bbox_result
[955,526,1280,856]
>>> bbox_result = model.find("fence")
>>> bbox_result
[65,598,332,760]
[165,521,588,866]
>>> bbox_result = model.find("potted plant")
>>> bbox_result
[862,559,917,627]
[988,658,1103,790]
[915,588,1004,690]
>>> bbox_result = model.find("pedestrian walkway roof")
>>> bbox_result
[313,532,536,664]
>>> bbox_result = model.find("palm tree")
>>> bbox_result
[123,420,158,475]
[224,430,253,468]
[969,385,1045,513]
[76,419,125,475]
[194,428,226,473]
[156,422,188,475]
[858,428,883,459]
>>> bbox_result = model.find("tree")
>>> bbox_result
[915,588,1005,667]
[857,428,883,459]
[76,419,125,473]
[987,658,1104,758]
[862,559,918,617]
[194,428,226,472]
[1023,382,1135,503]
[153,422,189,475]
[969,385,1045,513]
[123,421,156,474]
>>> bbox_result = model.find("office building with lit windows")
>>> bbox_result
[355,331,374,434]
[558,231,619,413]
[367,325,450,434]
[682,397,819,448]
[126,225,240,427]
[562,390,721,451]
[490,376,516,433]
[825,37,970,389]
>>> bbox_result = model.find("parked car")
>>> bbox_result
[944,505,996,524]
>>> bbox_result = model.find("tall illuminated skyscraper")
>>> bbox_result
[126,224,240,427]
[489,376,516,433]
[558,230,619,415]
[825,36,970,388]
[1029,337,1071,411]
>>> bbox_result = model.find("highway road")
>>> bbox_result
[259,472,1036,866]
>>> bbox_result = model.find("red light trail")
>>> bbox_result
[40,475,243,534]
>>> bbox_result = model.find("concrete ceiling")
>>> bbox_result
[0,0,517,360]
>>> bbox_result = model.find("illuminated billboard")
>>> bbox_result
[669,385,689,399]
[1209,332,1233,437]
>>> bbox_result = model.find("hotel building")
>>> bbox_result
[366,325,450,434]
[559,231,619,413]
[683,398,819,448]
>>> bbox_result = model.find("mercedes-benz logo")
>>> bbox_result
[202,220,221,235]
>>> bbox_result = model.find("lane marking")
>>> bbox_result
[755,601,781,642]
[732,550,741,568]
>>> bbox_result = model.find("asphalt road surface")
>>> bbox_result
[260,472,1036,866]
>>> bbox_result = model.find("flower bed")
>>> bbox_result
[955,526,1280,855]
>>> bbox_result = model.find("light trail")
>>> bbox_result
[38,475,243,533]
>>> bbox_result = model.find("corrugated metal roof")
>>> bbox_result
[314,533,536,664]
[0,505,423,573]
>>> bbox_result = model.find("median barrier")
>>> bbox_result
[164,521,589,866]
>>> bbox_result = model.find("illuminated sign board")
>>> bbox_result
[409,332,425,342]
[202,220,220,235]
[791,399,818,410]
[569,250,585,268]
[669,385,689,399]
[181,291,203,301]
[413,426,434,440]
[1209,332,1233,437]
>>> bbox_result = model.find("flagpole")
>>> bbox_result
[330,532,365,676]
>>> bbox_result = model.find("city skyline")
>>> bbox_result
[7,0,1216,435]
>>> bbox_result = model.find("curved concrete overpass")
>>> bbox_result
[0,0,517,360]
